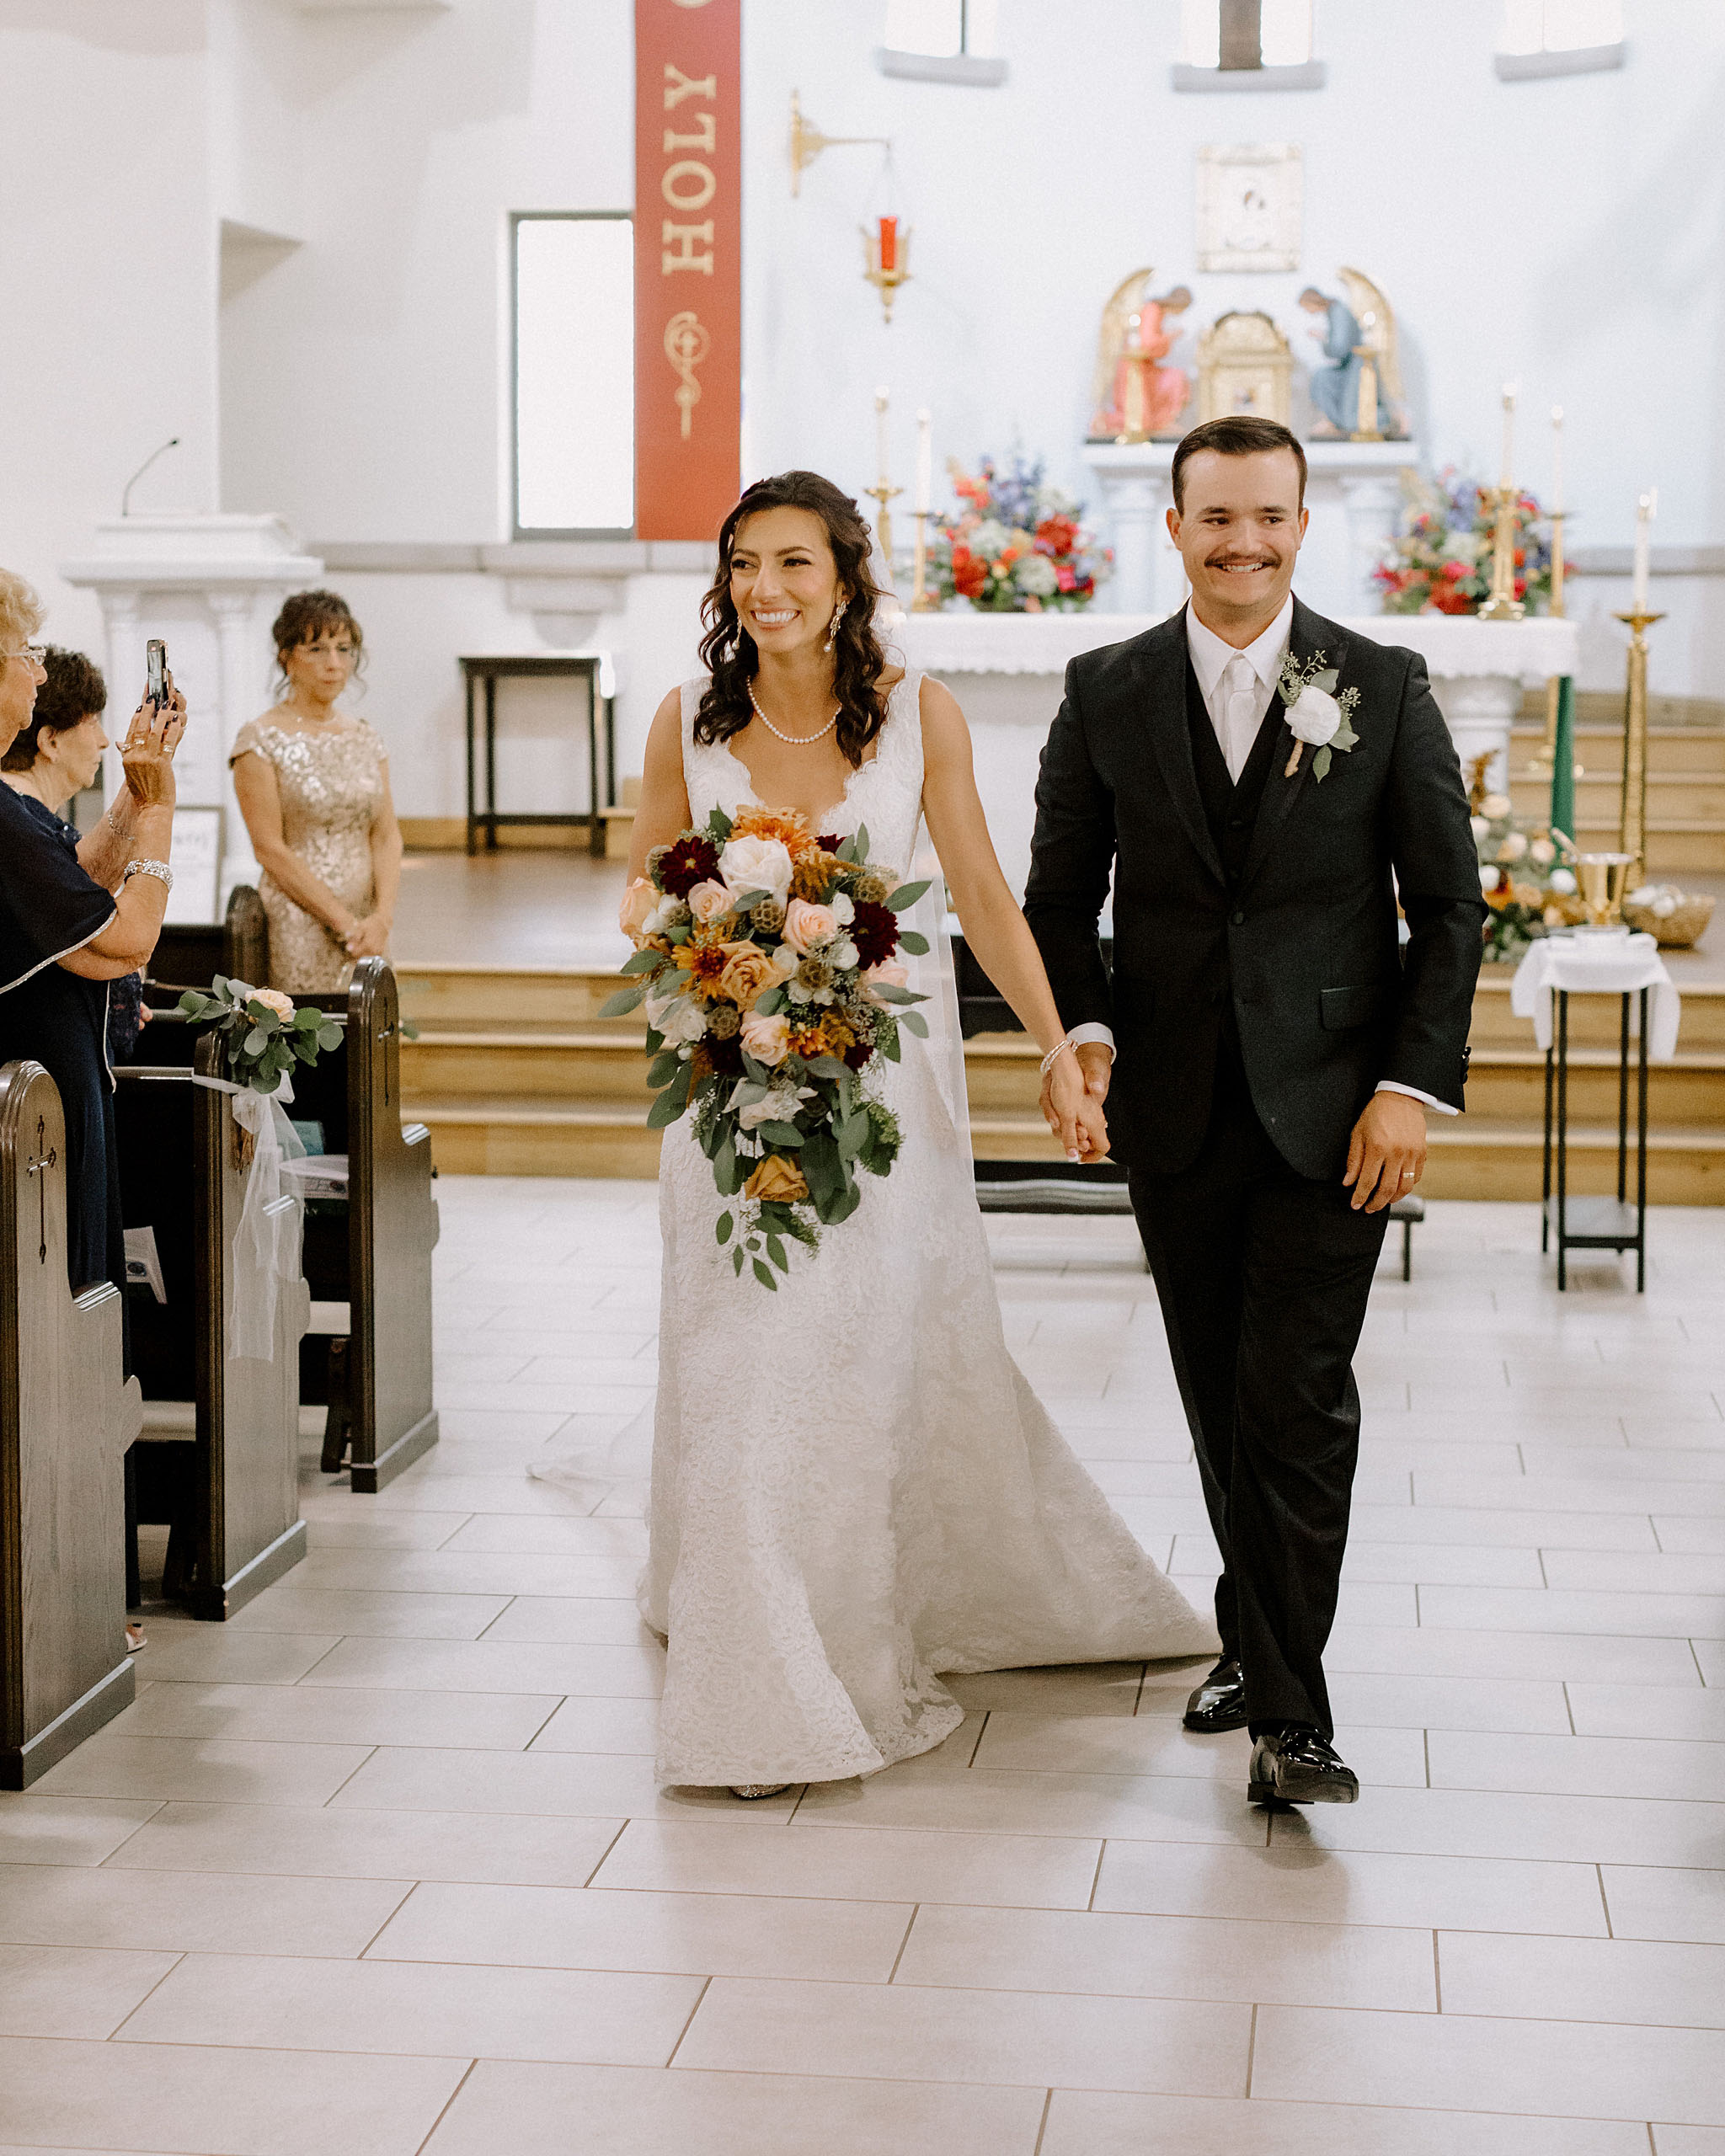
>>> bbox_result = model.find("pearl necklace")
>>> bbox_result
[748,683,839,745]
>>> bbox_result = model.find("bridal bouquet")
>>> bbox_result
[606,806,932,1289]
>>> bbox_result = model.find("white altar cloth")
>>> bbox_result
[1511,931,1680,1061]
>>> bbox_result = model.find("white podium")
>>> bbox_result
[61,515,323,910]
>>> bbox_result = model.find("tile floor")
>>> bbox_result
[2,1182,1722,2154]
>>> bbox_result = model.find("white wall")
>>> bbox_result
[3,0,1721,826]
[0,0,219,659]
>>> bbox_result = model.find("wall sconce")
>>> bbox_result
[788,91,889,198]
[862,216,911,324]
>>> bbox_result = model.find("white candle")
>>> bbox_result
[1499,382,1518,490]
[915,409,932,514]
[874,387,890,488]
[1632,488,1656,612]
[1550,406,1563,517]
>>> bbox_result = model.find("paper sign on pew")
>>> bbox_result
[278,1154,349,1199]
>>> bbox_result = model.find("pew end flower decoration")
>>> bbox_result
[175,977,344,1096]
[605,805,930,1288]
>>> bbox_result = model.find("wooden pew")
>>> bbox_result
[0,1061,139,1786]
[149,883,269,999]
[115,1031,309,1620]
[290,959,440,1492]
[139,958,439,1494]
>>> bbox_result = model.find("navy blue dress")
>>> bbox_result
[0,788,120,1294]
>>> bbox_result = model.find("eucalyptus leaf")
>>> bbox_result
[755,986,786,1016]
[707,805,734,841]
[715,1137,741,1194]
[647,1050,681,1089]
[646,1086,691,1129]
[598,983,649,1017]
[621,947,663,975]
[243,1026,268,1055]
[732,1243,745,1276]
[868,983,921,1006]
[1311,668,1339,693]
[727,888,769,912]
[1312,745,1333,782]
[756,1121,804,1148]
[852,822,869,858]
[881,1029,901,1062]
[897,930,931,956]
[766,1233,789,1273]
[899,1010,929,1038]
[716,1211,734,1246]
[316,1026,343,1051]
[751,1257,777,1290]
[885,878,932,913]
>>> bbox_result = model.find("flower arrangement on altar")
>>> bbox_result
[1471,792,1583,963]
[607,806,931,1288]
[1375,469,1557,616]
[928,454,1111,613]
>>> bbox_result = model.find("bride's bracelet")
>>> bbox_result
[1039,1036,1079,1079]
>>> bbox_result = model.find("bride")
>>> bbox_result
[578,469,1215,1796]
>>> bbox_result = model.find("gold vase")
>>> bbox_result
[1574,851,1636,929]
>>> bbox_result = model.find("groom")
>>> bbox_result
[1025,416,1483,1806]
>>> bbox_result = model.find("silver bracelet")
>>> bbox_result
[123,857,174,893]
[1039,1036,1078,1079]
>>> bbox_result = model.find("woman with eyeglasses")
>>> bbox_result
[0,568,184,1304]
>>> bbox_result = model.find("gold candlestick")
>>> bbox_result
[1614,610,1664,886]
[1524,509,1569,778]
[865,482,903,573]
[911,509,938,611]
[1477,483,1525,621]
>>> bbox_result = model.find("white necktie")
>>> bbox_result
[1219,654,1260,785]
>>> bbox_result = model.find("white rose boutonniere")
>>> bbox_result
[1278,650,1361,782]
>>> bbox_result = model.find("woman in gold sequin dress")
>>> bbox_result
[231,590,403,992]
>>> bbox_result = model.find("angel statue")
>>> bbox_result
[1088,270,1194,441]
[1299,268,1405,439]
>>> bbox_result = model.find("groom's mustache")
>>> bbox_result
[1206,554,1279,569]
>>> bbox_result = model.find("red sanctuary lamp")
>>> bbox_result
[862,213,911,323]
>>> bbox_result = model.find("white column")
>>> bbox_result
[210,590,264,899]
[1338,473,1402,616]
[1100,472,1169,616]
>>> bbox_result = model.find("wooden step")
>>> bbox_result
[1509,722,1725,776]
[404,1095,663,1178]
[397,964,643,1033]
[401,1030,655,1100]
[1509,776,1725,824]
[1424,1120,1725,1205]
[1471,977,1725,1049]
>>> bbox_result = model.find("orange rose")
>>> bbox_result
[619,878,658,942]
[744,1154,809,1203]
[731,804,819,859]
[716,942,779,1008]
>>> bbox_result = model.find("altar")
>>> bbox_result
[891,609,1580,898]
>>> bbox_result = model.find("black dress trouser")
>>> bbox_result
[1127,1047,1387,1738]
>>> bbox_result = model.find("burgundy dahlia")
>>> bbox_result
[850,898,899,969]
[658,831,720,897]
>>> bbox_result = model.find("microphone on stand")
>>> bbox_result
[120,436,181,517]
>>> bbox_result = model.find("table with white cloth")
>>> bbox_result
[1510,931,1681,1289]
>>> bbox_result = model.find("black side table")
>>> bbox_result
[461,653,616,858]
[1541,985,1650,1291]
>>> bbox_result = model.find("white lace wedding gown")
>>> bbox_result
[606,675,1215,1788]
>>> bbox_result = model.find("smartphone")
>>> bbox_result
[146,639,168,709]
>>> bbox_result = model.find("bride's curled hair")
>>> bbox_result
[696,470,889,769]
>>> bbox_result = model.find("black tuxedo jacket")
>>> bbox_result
[1023,598,1486,1179]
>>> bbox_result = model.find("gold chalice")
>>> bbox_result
[1573,851,1636,931]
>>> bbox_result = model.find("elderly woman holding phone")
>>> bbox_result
[0,569,184,1303]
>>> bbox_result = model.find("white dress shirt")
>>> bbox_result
[1063,600,1453,1117]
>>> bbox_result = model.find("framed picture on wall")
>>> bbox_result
[1195,144,1303,272]
[161,807,223,926]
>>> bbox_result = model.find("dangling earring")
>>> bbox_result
[823,598,845,652]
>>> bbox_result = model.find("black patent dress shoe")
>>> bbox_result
[1183,1658,1247,1733]
[1247,1727,1359,1806]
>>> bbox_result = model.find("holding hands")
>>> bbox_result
[1040,1040,1110,1165]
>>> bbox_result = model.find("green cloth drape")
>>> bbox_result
[1550,675,1576,845]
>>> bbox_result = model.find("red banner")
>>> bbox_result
[634,0,741,542]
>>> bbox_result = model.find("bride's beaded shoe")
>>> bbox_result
[729,1784,790,1800]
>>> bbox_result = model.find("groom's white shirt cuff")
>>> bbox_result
[1061,1027,1455,1117]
